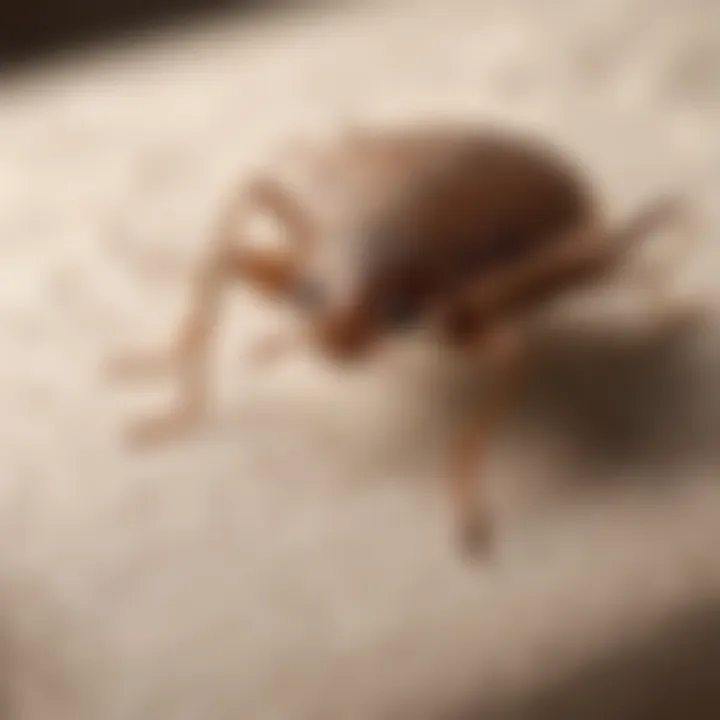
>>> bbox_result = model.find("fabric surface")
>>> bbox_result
[0,0,719,717]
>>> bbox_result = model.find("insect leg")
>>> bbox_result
[109,175,318,446]
[445,321,526,555]
[580,193,698,327]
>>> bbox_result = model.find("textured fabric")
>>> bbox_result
[0,1,719,717]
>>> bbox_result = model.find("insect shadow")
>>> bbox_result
[212,304,719,495]
[513,305,720,485]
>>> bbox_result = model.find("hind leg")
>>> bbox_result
[624,196,700,325]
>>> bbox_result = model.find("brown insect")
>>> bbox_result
[109,121,690,554]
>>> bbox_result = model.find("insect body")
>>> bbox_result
[109,122,688,554]
[305,130,598,360]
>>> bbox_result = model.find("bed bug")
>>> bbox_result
[109,121,690,554]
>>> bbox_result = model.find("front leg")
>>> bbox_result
[108,175,318,447]
[111,244,303,447]
[442,318,526,556]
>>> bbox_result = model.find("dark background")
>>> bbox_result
[0,0,281,68]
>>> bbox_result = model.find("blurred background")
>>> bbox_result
[0,0,719,718]
[1,0,275,66]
